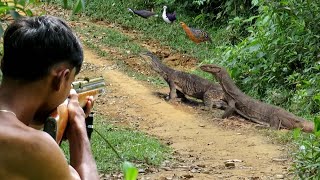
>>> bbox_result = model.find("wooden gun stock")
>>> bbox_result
[45,77,106,144]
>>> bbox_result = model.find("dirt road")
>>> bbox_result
[79,45,291,179]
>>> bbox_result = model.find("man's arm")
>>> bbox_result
[66,89,99,180]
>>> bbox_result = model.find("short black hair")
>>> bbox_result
[1,15,83,81]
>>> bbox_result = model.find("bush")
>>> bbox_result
[292,117,320,179]
[210,0,320,116]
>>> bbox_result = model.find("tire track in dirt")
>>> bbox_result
[81,48,291,180]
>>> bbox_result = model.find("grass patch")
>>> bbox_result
[61,115,172,173]
[74,23,143,55]
[259,128,295,146]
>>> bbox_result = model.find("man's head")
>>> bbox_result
[1,15,83,82]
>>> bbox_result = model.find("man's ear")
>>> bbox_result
[52,68,71,91]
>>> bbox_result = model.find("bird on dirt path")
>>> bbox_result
[162,6,176,23]
[180,21,212,44]
[128,8,158,19]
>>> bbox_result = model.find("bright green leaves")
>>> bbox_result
[122,161,138,180]
[72,0,85,14]
[314,117,320,134]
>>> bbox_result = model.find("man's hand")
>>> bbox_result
[66,89,94,135]
[65,89,99,180]
[84,95,94,118]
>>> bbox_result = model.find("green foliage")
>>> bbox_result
[0,0,85,56]
[208,0,320,116]
[61,116,172,173]
[122,161,138,180]
[292,117,320,179]
[47,0,86,13]
[0,0,43,65]
[72,0,85,14]
[0,0,42,37]
[0,0,40,18]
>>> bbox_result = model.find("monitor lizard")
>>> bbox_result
[200,64,314,132]
[140,51,226,110]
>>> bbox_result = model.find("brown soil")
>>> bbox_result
[44,6,293,179]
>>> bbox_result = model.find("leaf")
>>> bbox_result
[193,13,205,23]
[122,161,138,180]
[216,12,222,20]
[25,9,33,16]
[72,0,85,14]
[251,0,259,6]
[243,15,259,23]
[0,6,11,14]
[292,128,301,140]
[314,117,320,133]
[313,93,320,105]
[17,0,26,7]
[63,0,68,9]
[248,44,260,52]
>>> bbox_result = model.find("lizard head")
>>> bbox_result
[200,64,222,75]
[139,51,163,74]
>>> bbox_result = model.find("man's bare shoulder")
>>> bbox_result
[0,124,73,179]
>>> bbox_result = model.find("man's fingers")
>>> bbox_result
[84,96,94,117]
[70,89,77,95]
[88,96,94,107]
[69,89,79,100]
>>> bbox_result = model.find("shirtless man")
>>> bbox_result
[0,15,99,179]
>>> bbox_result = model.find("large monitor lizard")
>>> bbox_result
[140,51,225,110]
[200,64,314,132]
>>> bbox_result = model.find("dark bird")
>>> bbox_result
[128,8,158,19]
[162,6,176,23]
[180,21,212,44]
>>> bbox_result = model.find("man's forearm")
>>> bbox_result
[68,123,99,180]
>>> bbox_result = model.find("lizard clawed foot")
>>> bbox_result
[167,98,182,105]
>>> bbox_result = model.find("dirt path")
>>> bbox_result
[80,47,291,180]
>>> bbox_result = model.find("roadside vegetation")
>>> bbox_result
[1,0,320,178]
[61,115,171,173]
